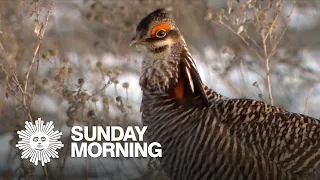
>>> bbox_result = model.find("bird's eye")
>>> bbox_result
[156,29,166,38]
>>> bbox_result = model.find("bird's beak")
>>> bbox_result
[129,36,138,46]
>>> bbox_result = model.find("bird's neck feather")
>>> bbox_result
[139,41,184,92]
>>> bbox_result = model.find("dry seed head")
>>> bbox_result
[81,101,88,108]
[218,9,225,16]
[248,0,254,8]
[106,70,113,77]
[258,12,266,21]
[122,82,130,89]
[42,78,49,86]
[62,88,69,95]
[86,12,94,20]
[259,94,263,99]
[78,78,85,85]
[60,66,68,74]
[42,53,49,60]
[87,110,95,117]
[110,77,119,84]
[96,61,103,68]
[115,68,121,75]
[253,81,259,87]
[238,3,246,11]
[103,97,111,104]
[65,92,74,101]
[205,9,213,21]
[116,96,122,102]
[54,74,62,82]
[79,92,89,101]
[62,89,70,97]
[62,58,70,63]
[68,67,73,74]
[91,2,102,9]
[221,47,228,54]
[48,49,58,56]
[216,8,225,22]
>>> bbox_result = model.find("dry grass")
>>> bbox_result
[0,0,320,179]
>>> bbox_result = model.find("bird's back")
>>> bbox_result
[141,90,303,180]
[214,97,320,178]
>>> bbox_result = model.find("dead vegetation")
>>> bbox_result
[0,0,320,179]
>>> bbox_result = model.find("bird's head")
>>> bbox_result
[131,8,209,107]
[130,8,184,55]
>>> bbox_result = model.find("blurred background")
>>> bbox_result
[0,0,320,179]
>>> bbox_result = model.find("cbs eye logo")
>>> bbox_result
[16,118,64,166]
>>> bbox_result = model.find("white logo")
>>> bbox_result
[70,126,162,158]
[16,118,64,166]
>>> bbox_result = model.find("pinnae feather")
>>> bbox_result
[185,66,195,93]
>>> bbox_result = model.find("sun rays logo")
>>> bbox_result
[16,118,64,166]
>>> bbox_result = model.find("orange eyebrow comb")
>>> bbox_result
[151,23,171,35]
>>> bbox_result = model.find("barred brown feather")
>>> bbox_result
[141,90,302,180]
[133,8,320,180]
[215,98,320,177]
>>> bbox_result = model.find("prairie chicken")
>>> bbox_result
[131,8,320,180]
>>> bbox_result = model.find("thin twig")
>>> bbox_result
[89,81,112,99]
[244,29,263,52]
[0,41,6,54]
[303,88,313,114]
[213,0,295,106]
[212,21,265,61]
[264,7,281,43]
[0,66,27,97]
[265,56,273,105]
[268,2,295,59]
[0,74,8,114]
[22,0,55,123]
[264,0,294,105]
[19,0,47,12]
[0,79,29,113]
[259,2,283,105]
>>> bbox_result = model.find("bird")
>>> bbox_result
[130,8,320,180]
